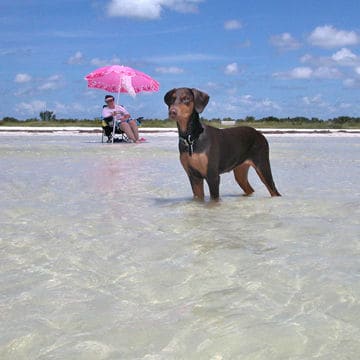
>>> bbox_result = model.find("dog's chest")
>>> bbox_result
[180,152,208,177]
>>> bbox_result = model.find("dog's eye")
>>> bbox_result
[182,97,190,104]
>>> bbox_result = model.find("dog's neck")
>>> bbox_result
[178,111,204,141]
[178,111,204,156]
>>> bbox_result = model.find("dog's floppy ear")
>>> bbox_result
[164,88,176,106]
[191,88,209,113]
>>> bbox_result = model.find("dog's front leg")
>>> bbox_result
[189,175,205,201]
[206,175,220,201]
[181,154,205,200]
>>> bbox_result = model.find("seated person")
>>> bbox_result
[102,95,140,143]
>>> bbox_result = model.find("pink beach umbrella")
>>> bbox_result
[84,65,160,142]
[85,65,160,97]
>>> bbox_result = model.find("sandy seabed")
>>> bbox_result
[0,132,359,359]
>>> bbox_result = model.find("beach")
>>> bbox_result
[0,131,359,359]
[0,126,359,136]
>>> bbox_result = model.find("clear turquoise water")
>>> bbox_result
[0,133,359,359]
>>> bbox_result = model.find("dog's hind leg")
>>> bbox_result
[233,162,255,196]
[252,157,281,197]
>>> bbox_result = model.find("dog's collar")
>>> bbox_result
[178,112,204,156]
[179,134,196,156]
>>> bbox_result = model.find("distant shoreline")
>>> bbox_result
[0,126,359,136]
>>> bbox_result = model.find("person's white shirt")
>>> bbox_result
[102,104,130,122]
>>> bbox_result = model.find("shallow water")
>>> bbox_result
[0,133,359,359]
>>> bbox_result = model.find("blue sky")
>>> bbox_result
[1,0,360,121]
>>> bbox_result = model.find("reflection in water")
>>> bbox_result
[0,134,359,359]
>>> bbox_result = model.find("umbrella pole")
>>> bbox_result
[112,83,122,143]
[112,118,116,143]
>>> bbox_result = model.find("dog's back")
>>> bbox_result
[204,125,268,173]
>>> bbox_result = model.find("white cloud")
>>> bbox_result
[53,101,87,115]
[301,95,348,116]
[224,20,242,30]
[226,87,238,95]
[308,25,360,48]
[239,94,281,111]
[274,67,313,79]
[291,67,313,79]
[273,66,341,80]
[356,67,360,75]
[300,53,331,67]
[224,62,239,75]
[269,32,301,51]
[90,57,121,67]
[38,82,59,91]
[107,0,162,19]
[343,78,360,88]
[300,54,313,64]
[16,100,47,115]
[106,0,203,20]
[208,93,281,118]
[331,48,358,66]
[38,75,63,91]
[68,51,84,65]
[303,94,326,106]
[301,48,360,70]
[205,81,218,88]
[169,0,202,13]
[155,66,184,74]
[1,48,32,56]
[239,94,253,105]
[15,100,97,118]
[338,102,352,110]
[13,74,63,96]
[313,66,342,79]
[15,73,32,83]
[149,53,224,63]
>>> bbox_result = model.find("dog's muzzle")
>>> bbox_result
[169,107,177,119]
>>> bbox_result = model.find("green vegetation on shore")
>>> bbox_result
[1,115,359,129]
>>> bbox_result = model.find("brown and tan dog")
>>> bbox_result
[164,87,281,200]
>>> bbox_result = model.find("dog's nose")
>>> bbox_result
[169,108,177,117]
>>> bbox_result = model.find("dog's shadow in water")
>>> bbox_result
[152,196,198,208]
[151,195,242,208]
[151,191,272,209]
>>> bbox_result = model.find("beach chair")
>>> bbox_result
[101,104,144,143]
[101,116,128,143]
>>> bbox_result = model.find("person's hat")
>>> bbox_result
[105,95,114,102]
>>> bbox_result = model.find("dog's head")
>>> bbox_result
[164,88,209,122]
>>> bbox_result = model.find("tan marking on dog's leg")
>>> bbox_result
[180,153,190,173]
[191,177,205,200]
[233,162,255,196]
[180,153,205,200]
